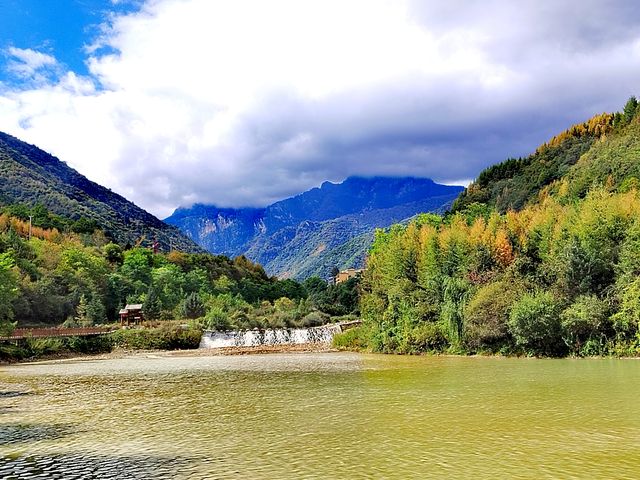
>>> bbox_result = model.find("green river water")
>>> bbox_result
[0,352,639,479]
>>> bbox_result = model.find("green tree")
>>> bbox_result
[104,243,124,265]
[623,96,638,123]
[121,248,154,288]
[464,281,518,351]
[144,286,162,321]
[0,252,17,335]
[181,292,206,319]
[151,265,185,311]
[441,277,471,346]
[75,294,89,326]
[508,291,562,355]
[86,294,106,325]
[560,295,608,354]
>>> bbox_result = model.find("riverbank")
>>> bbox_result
[1,343,338,365]
[0,323,203,364]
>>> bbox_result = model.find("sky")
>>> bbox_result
[1,1,639,218]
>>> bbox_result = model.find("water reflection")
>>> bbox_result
[0,453,191,479]
[0,423,76,446]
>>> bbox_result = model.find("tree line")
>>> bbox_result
[0,207,359,336]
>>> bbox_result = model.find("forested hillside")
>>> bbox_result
[0,214,358,336]
[342,97,640,357]
[0,131,201,252]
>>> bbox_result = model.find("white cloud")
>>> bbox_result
[1,0,640,218]
[6,47,59,83]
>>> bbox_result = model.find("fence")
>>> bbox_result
[0,327,113,341]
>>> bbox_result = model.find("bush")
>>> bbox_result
[204,307,232,331]
[611,278,640,340]
[0,342,29,361]
[24,337,66,356]
[560,295,609,354]
[508,291,563,355]
[0,335,114,362]
[298,311,330,328]
[333,326,368,350]
[402,322,447,353]
[110,324,202,350]
[464,281,518,351]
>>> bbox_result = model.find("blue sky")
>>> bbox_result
[0,1,639,218]
[0,0,137,82]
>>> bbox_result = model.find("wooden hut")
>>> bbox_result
[119,304,144,326]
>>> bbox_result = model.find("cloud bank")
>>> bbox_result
[1,0,640,217]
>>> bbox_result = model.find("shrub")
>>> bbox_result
[611,278,640,340]
[204,307,232,331]
[560,295,609,354]
[110,324,202,350]
[405,322,448,352]
[298,311,330,328]
[508,291,563,355]
[333,326,368,350]
[464,281,518,351]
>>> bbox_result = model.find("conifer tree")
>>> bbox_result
[144,286,162,320]
[623,96,638,123]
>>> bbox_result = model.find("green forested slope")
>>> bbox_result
[0,213,357,336]
[0,132,201,252]
[451,112,617,213]
[346,98,640,357]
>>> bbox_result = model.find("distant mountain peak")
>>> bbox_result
[166,175,463,278]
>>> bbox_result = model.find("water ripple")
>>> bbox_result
[1,353,639,479]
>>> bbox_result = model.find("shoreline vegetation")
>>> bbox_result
[335,101,640,359]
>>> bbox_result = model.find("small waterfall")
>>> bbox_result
[199,324,343,349]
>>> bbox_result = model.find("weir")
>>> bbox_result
[199,321,359,349]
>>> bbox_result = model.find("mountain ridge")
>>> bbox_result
[0,131,202,252]
[166,176,463,278]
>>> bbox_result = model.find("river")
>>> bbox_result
[1,352,639,479]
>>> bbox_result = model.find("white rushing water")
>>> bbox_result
[200,324,343,348]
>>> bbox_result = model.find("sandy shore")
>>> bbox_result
[3,343,338,365]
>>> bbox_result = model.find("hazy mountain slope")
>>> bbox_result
[166,177,462,278]
[0,131,202,252]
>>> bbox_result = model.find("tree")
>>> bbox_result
[86,294,107,325]
[508,291,562,355]
[72,217,99,234]
[104,243,124,265]
[441,276,471,345]
[623,96,638,123]
[144,286,162,321]
[121,248,153,287]
[560,295,608,353]
[181,292,206,319]
[75,294,89,326]
[0,252,17,335]
[464,281,518,350]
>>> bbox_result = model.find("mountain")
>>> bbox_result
[0,131,202,252]
[166,176,463,278]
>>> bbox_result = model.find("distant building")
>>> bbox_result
[119,304,144,326]
[334,268,364,284]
